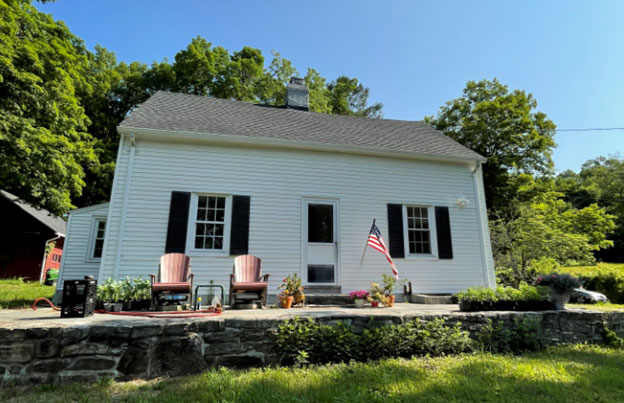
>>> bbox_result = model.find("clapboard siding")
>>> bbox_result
[56,203,109,291]
[100,139,494,294]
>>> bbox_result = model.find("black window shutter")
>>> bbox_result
[435,206,453,259]
[387,204,405,258]
[165,191,191,253]
[230,195,251,255]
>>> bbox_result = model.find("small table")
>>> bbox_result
[194,284,225,310]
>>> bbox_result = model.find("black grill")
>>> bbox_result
[60,276,96,318]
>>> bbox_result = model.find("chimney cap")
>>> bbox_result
[289,77,305,86]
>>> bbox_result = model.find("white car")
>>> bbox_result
[571,287,608,303]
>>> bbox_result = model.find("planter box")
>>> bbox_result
[459,299,555,312]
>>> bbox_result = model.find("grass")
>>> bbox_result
[0,278,55,309]
[2,345,624,402]
[569,302,624,311]
[560,262,624,276]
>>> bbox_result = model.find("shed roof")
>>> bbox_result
[0,190,67,236]
[119,91,484,162]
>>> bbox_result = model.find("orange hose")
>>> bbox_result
[32,297,61,311]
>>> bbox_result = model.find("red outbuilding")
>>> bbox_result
[0,190,66,281]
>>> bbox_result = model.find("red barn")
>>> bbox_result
[0,190,66,281]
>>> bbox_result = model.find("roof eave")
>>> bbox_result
[117,126,487,164]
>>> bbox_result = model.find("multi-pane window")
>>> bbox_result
[92,219,106,259]
[406,206,431,254]
[194,195,226,250]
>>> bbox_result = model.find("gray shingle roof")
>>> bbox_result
[0,190,66,235]
[119,91,484,162]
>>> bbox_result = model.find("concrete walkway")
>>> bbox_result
[0,303,463,329]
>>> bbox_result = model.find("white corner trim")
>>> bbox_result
[56,214,73,291]
[472,162,495,288]
[112,133,136,280]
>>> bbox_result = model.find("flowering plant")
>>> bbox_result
[349,290,370,300]
[535,273,580,294]
[278,273,302,296]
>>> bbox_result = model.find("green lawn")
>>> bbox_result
[569,302,624,311]
[560,262,624,276]
[1,345,624,402]
[0,278,55,309]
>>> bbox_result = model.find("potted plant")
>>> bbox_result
[131,277,152,310]
[349,290,369,308]
[97,278,123,312]
[381,273,406,307]
[278,274,300,309]
[536,273,580,310]
[290,274,305,306]
[369,283,385,308]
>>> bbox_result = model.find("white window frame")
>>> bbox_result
[402,205,438,260]
[86,216,107,262]
[185,193,232,256]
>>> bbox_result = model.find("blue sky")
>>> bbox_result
[38,0,624,172]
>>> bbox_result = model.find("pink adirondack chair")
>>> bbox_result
[149,253,194,310]
[229,255,269,306]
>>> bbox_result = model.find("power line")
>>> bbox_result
[556,127,624,132]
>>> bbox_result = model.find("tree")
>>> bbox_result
[426,79,557,213]
[0,0,96,215]
[556,155,624,262]
[327,76,383,118]
[491,191,615,286]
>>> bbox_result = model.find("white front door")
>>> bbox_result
[303,199,338,285]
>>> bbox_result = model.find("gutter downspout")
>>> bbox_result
[112,133,136,280]
[39,234,63,284]
[472,162,495,288]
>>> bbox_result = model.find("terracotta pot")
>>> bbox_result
[385,295,395,307]
[293,291,305,305]
[354,298,366,308]
[280,296,294,309]
[371,300,379,308]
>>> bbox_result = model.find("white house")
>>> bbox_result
[56,78,495,301]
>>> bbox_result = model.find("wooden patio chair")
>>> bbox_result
[149,253,194,310]
[229,255,269,306]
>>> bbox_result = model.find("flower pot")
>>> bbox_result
[111,303,123,312]
[293,291,305,305]
[550,290,570,310]
[103,302,113,312]
[354,298,366,308]
[280,296,294,309]
[371,300,380,308]
[385,295,396,307]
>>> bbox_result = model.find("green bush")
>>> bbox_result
[456,284,549,303]
[96,277,151,303]
[476,317,543,353]
[275,317,472,365]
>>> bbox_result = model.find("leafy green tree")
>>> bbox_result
[0,0,96,215]
[556,155,624,261]
[491,191,615,286]
[327,76,383,118]
[426,79,557,213]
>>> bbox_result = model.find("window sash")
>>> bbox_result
[88,218,106,261]
[403,205,437,257]
[187,194,232,253]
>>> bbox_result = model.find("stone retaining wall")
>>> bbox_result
[1,310,624,386]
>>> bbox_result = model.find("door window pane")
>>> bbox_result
[308,204,333,243]
[308,265,335,283]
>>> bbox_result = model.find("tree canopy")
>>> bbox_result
[1,2,383,214]
[426,79,557,213]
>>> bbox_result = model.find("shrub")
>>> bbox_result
[274,317,472,365]
[575,269,624,303]
[456,284,549,303]
[476,317,543,353]
[96,277,151,303]
[536,273,580,293]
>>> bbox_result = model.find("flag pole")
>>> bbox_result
[359,218,376,267]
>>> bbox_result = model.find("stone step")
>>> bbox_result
[409,294,455,304]
[304,294,353,306]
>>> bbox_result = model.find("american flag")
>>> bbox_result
[367,221,399,279]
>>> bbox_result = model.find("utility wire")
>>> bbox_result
[556,127,624,132]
